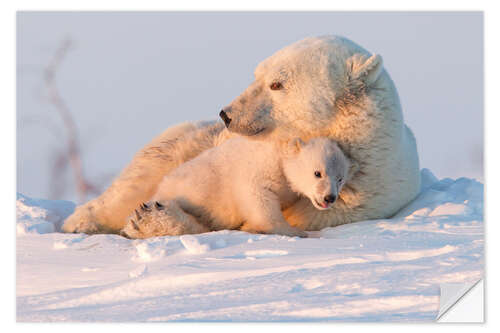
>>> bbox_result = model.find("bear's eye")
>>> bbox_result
[314,171,322,178]
[338,178,343,183]
[270,82,283,90]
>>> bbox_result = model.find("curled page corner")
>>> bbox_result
[437,279,483,321]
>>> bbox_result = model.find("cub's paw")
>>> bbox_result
[120,202,167,239]
[120,201,209,239]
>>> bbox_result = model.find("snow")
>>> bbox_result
[180,235,212,254]
[16,169,483,322]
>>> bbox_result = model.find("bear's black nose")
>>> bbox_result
[324,194,336,204]
[219,110,232,127]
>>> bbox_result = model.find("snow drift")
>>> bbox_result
[16,169,483,322]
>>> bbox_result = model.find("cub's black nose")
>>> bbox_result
[324,194,337,204]
[219,110,232,127]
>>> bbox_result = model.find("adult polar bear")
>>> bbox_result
[62,35,420,235]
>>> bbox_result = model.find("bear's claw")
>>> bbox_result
[140,203,151,211]
[130,219,140,231]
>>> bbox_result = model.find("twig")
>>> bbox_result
[44,38,99,203]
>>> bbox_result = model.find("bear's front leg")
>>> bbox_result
[239,190,307,238]
[120,200,209,239]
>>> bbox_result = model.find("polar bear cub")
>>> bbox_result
[121,136,351,239]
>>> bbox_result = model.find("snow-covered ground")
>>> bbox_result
[16,169,483,322]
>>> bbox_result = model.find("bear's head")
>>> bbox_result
[219,35,384,139]
[283,137,355,210]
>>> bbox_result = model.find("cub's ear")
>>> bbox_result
[347,158,360,180]
[287,137,305,154]
[347,53,383,86]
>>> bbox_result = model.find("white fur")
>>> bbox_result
[120,137,349,239]
[62,35,420,235]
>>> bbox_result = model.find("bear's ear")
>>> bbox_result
[288,137,305,154]
[347,158,360,180]
[347,53,383,86]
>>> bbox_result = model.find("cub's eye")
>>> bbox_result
[338,178,343,183]
[314,171,322,178]
[270,82,283,90]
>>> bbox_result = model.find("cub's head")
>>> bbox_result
[219,35,383,138]
[283,138,355,210]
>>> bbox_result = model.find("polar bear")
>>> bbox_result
[62,35,420,235]
[120,137,352,239]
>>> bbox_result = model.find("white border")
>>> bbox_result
[3,0,497,331]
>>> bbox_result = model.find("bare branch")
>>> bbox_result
[44,38,100,203]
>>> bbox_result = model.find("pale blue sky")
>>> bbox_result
[17,12,483,202]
